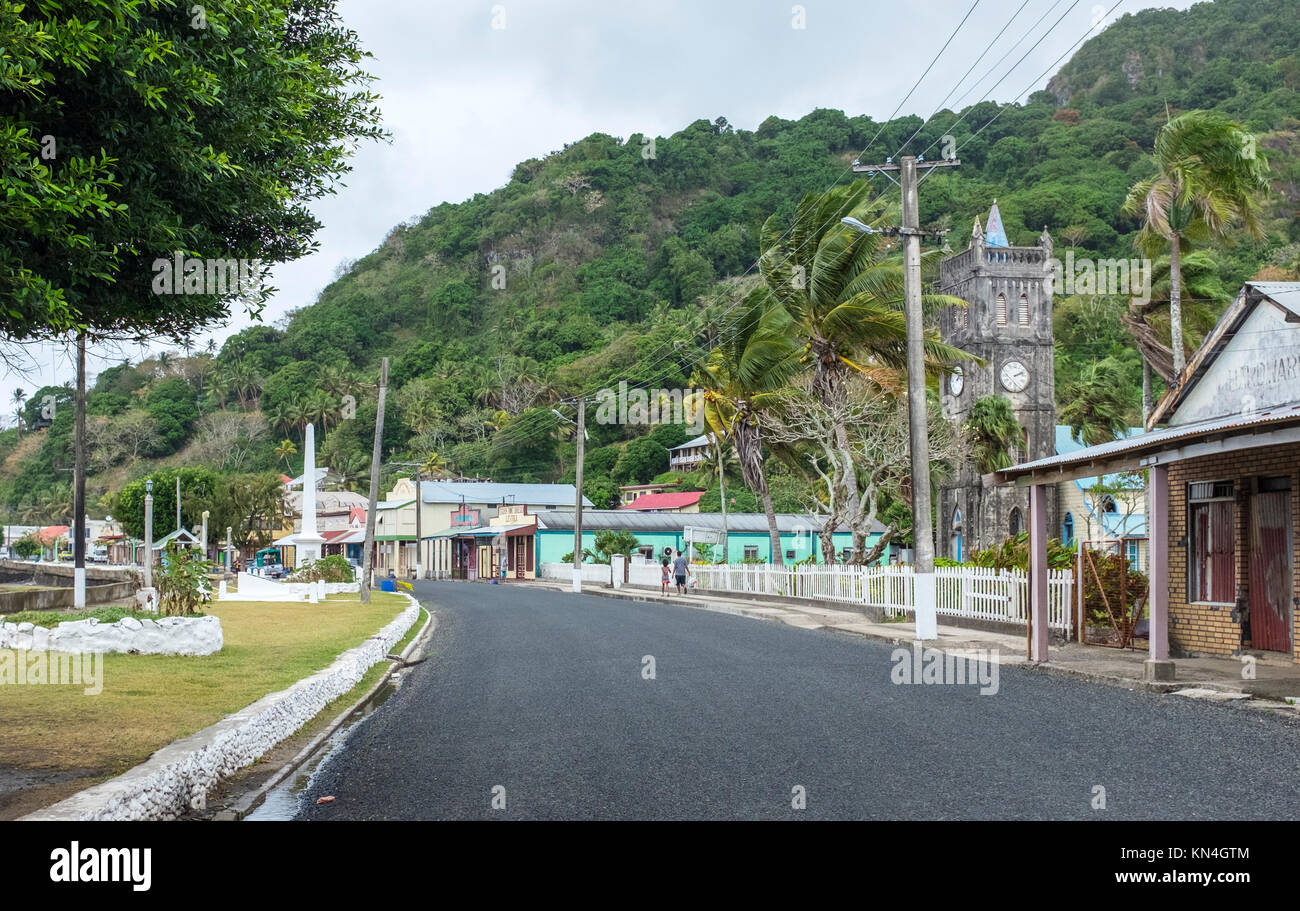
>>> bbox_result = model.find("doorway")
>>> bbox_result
[1249,479,1293,652]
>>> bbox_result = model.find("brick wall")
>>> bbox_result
[1166,442,1300,661]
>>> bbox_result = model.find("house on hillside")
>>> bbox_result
[619,491,703,513]
[668,434,716,472]
[996,282,1300,674]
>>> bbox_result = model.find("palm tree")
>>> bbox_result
[964,396,1023,475]
[1123,110,1269,379]
[1122,250,1232,420]
[753,182,966,561]
[286,398,311,439]
[274,439,298,468]
[687,293,800,564]
[11,387,26,436]
[1060,359,1133,446]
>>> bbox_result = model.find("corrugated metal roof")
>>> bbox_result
[998,403,1300,481]
[669,434,713,452]
[532,510,878,535]
[418,481,590,507]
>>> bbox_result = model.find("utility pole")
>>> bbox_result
[412,466,422,581]
[361,357,389,603]
[572,397,585,594]
[852,154,959,639]
[73,332,86,608]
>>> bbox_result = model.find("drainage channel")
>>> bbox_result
[244,675,404,821]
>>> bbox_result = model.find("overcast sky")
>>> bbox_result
[4,0,1199,413]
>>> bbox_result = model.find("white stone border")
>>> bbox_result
[0,615,222,656]
[22,593,421,821]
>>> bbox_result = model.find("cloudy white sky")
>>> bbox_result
[4,0,1199,412]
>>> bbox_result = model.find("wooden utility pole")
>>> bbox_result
[572,397,585,593]
[360,357,389,602]
[852,154,959,637]
[73,332,86,608]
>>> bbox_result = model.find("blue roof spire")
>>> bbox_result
[984,199,1009,247]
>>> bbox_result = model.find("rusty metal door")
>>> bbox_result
[1249,488,1292,652]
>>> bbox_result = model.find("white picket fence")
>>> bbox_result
[688,563,1073,631]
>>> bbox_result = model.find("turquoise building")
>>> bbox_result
[532,510,887,565]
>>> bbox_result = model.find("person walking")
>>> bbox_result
[672,549,689,595]
[660,557,671,595]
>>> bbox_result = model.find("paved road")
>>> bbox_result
[296,582,1300,820]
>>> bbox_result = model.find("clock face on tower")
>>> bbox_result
[948,366,964,397]
[1000,360,1030,393]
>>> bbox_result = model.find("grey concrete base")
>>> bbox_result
[1143,658,1177,682]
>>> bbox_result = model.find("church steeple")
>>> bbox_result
[984,199,1009,247]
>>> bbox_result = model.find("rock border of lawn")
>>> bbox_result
[20,593,420,821]
[0,615,222,656]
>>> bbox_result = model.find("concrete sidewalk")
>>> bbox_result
[517,578,1300,711]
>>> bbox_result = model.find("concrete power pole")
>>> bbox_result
[73,332,87,608]
[572,397,585,594]
[361,357,389,603]
[412,466,422,581]
[852,154,959,639]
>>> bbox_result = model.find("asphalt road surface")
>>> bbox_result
[295,581,1300,820]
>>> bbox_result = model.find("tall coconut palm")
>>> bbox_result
[753,182,967,562]
[11,387,26,436]
[1122,249,1232,419]
[687,293,800,565]
[1123,110,1269,379]
[274,439,298,468]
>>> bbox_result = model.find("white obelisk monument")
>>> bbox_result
[296,423,326,568]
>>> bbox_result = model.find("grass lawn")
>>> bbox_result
[0,591,409,819]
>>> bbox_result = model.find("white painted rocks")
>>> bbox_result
[0,614,222,656]
[27,595,422,821]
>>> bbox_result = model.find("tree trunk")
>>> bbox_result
[715,438,728,563]
[1141,357,1153,425]
[1169,234,1185,378]
[761,485,783,566]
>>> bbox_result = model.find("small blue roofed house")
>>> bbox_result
[1054,425,1148,571]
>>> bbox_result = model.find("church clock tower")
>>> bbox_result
[937,202,1057,560]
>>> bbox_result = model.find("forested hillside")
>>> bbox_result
[3,0,1297,526]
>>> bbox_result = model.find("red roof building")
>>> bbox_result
[618,491,703,513]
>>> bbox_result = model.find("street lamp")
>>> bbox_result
[840,216,875,234]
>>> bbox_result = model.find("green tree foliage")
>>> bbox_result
[964,396,1024,475]
[1,0,386,341]
[1061,359,1134,446]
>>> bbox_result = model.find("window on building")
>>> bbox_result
[1009,507,1022,537]
[1125,540,1140,572]
[1098,495,1117,513]
[744,545,759,560]
[996,292,1007,326]
[1018,293,1030,326]
[785,550,796,561]
[962,304,969,329]
[1062,511,1074,546]
[1188,481,1234,603]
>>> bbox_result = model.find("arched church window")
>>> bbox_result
[996,292,1007,326]
[1062,512,1074,546]
[1019,292,1030,326]
[1009,507,1023,537]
